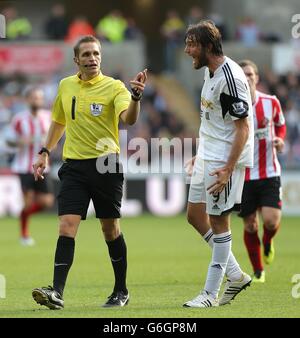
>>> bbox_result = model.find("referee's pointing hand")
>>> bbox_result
[130,69,148,95]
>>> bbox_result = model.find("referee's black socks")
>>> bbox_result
[106,233,128,294]
[53,236,75,296]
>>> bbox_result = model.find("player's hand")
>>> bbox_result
[184,156,196,176]
[130,69,148,98]
[207,166,232,195]
[273,137,284,153]
[33,154,48,181]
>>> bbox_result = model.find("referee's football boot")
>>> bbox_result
[32,286,64,310]
[219,272,252,305]
[102,291,129,308]
[183,290,219,308]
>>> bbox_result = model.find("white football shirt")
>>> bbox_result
[197,56,254,168]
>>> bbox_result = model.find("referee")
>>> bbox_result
[32,35,147,309]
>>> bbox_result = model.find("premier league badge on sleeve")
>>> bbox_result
[90,103,103,116]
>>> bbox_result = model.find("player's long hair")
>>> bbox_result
[185,20,223,56]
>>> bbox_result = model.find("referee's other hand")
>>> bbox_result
[33,156,47,181]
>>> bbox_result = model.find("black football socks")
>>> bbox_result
[106,233,128,294]
[53,236,75,296]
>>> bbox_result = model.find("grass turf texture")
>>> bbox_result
[0,213,299,318]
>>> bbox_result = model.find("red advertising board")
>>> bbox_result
[0,45,65,74]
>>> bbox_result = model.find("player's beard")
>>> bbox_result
[194,48,209,69]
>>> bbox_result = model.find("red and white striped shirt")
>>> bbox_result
[9,110,51,174]
[245,91,286,181]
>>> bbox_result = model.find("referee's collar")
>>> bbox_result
[76,72,104,85]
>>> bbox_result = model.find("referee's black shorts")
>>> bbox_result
[238,176,282,218]
[57,155,124,220]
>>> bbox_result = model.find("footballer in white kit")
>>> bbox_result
[184,21,253,309]
[189,56,254,215]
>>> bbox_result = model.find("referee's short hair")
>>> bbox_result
[185,20,223,56]
[73,35,101,57]
[238,59,259,75]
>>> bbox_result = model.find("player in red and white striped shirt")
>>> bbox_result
[238,60,286,282]
[6,87,54,246]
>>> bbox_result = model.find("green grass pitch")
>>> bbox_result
[0,213,299,318]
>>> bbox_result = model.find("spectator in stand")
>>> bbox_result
[2,6,32,40]
[65,15,95,44]
[161,10,185,73]
[236,17,261,47]
[45,3,69,40]
[124,17,144,41]
[185,6,204,26]
[95,10,127,43]
[208,12,228,41]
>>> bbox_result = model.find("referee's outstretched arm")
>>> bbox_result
[120,69,148,125]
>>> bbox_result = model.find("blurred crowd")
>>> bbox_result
[1,3,287,74]
[1,4,144,43]
[258,71,300,168]
[1,69,300,170]
[1,3,278,44]
[0,3,299,170]
[0,70,195,170]
[1,3,282,71]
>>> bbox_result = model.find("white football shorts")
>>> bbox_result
[188,157,245,215]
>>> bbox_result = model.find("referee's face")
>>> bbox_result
[75,42,101,80]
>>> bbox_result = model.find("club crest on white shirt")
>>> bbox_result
[90,103,103,116]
